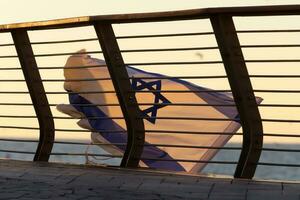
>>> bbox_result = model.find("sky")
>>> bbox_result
[0,0,300,144]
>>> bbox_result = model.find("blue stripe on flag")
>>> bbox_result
[68,92,185,171]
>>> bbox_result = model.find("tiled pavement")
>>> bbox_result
[0,160,299,199]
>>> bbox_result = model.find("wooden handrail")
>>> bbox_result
[0,5,300,31]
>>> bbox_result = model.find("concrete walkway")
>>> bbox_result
[0,160,299,199]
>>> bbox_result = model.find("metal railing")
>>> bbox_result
[0,5,300,180]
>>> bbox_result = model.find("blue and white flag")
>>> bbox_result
[57,49,247,173]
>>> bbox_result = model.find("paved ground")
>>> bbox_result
[0,160,299,199]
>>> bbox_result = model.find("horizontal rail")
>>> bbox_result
[29,32,215,45]
[0,115,127,120]
[39,65,107,70]
[128,76,227,79]
[5,102,300,108]
[0,139,117,147]
[4,62,300,71]
[59,129,242,135]
[0,92,29,94]
[257,162,300,167]
[246,59,300,63]
[0,67,22,70]
[261,148,300,153]
[258,104,300,107]
[0,55,18,58]
[0,90,237,94]
[4,102,300,108]
[55,128,124,133]
[0,103,114,106]
[1,125,300,138]
[0,65,106,70]
[258,104,300,108]
[237,29,300,33]
[0,138,120,146]
[52,116,124,120]
[0,127,125,134]
[55,129,103,133]
[0,126,39,130]
[140,116,236,121]
[55,141,123,145]
[0,149,122,157]
[126,61,223,65]
[117,32,214,39]
[15,64,300,71]
[14,29,300,47]
[261,119,300,123]
[132,90,232,93]
[55,103,235,107]
[41,76,228,82]
[98,159,300,168]
[146,130,240,135]
[2,114,300,123]
[34,51,102,57]
[45,91,116,94]
[250,75,300,78]
[50,152,122,157]
[242,44,300,48]
[140,158,237,164]
[0,138,39,143]
[0,115,37,118]
[0,149,35,155]
[264,133,300,137]
[49,103,120,107]
[254,90,300,93]
[42,78,112,82]
[2,140,300,153]
[31,38,98,45]
[0,80,26,82]
[120,46,219,52]
[0,126,240,135]
[144,144,241,150]
[1,126,299,138]
[137,103,235,106]
[0,43,14,47]
[2,139,300,153]
[56,129,126,133]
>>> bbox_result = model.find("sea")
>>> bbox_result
[0,140,299,181]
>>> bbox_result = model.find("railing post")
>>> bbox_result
[11,29,55,161]
[210,15,263,179]
[94,22,145,167]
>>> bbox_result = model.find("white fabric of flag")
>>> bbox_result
[57,49,244,173]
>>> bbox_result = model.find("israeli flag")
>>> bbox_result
[57,49,244,173]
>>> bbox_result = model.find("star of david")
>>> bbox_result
[131,78,171,124]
